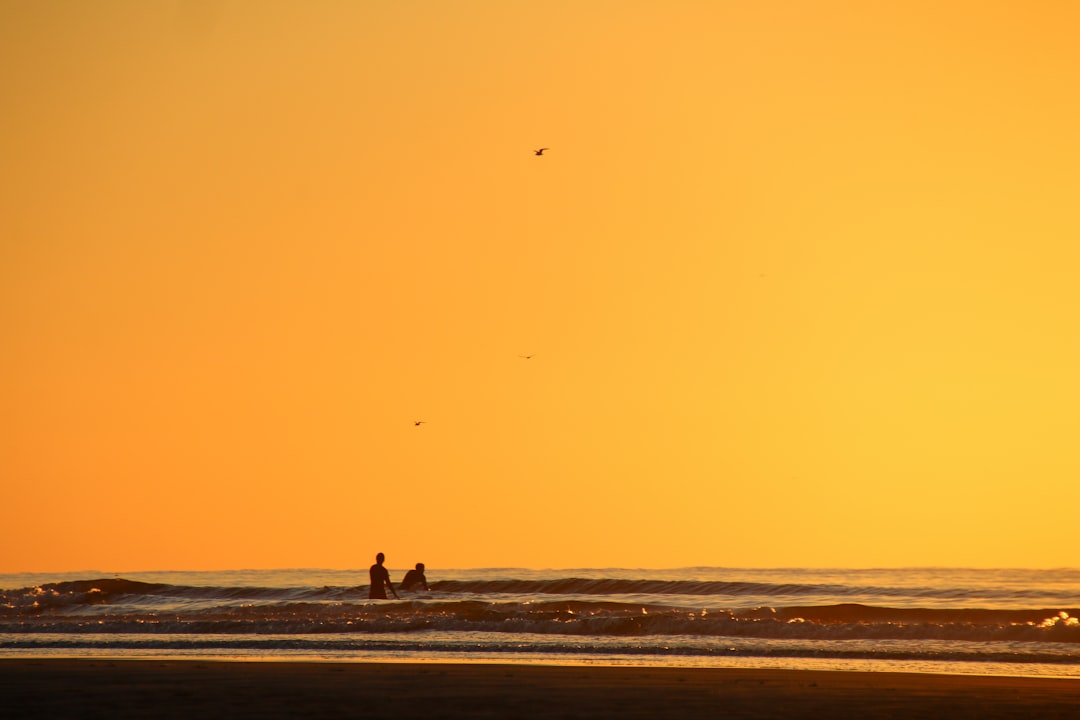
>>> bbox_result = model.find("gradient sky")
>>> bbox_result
[3,1,1079,573]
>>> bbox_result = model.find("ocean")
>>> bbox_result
[2,567,1078,677]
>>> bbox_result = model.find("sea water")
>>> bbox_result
[1,567,1078,677]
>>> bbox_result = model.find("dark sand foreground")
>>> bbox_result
[3,659,1080,719]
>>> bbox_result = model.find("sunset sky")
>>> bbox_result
[3,1,1079,573]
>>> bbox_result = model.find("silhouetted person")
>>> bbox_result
[400,562,429,592]
[369,552,399,599]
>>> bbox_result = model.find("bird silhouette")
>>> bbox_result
[518,354,535,360]
[413,421,426,426]
[534,148,548,156]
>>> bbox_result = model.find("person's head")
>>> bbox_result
[376,552,385,564]
[416,563,425,571]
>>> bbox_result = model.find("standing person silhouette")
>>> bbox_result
[369,552,399,599]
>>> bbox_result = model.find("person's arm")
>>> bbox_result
[387,573,400,599]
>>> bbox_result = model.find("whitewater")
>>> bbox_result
[2,567,1078,677]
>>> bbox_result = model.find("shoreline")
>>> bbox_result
[3,659,1080,719]
[3,652,1079,680]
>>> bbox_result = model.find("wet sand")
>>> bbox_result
[2,659,1079,719]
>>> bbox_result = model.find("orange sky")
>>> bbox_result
[3,1,1079,573]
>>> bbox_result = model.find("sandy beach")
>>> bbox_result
[2,660,1079,719]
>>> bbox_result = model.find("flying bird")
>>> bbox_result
[518,354,535,360]
[413,421,426,426]
[534,148,548,156]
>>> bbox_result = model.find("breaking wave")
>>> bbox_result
[2,578,1078,647]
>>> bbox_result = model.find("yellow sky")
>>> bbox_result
[3,1,1079,572]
